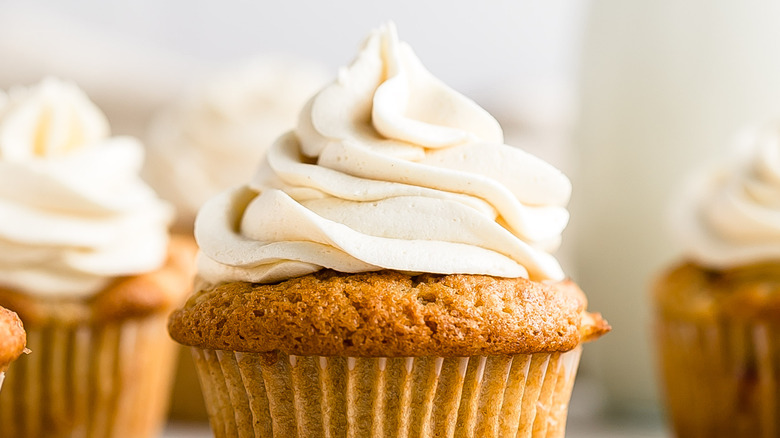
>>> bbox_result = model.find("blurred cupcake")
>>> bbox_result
[144,56,329,232]
[0,78,196,437]
[655,122,780,437]
[169,23,608,437]
[0,306,26,391]
[143,56,328,420]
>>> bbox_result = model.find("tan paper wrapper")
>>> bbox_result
[0,313,178,438]
[658,320,780,438]
[192,347,582,438]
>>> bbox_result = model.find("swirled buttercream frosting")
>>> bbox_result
[673,122,780,267]
[195,23,572,285]
[0,78,173,298]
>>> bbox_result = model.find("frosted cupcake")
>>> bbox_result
[144,56,328,232]
[0,78,196,437]
[655,122,780,437]
[0,306,25,391]
[169,23,609,437]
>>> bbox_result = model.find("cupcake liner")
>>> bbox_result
[657,319,780,438]
[0,313,178,438]
[191,347,582,438]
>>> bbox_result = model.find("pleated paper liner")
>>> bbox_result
[192,347,582,438]
[0,313,178,438]
[658,319,780,438]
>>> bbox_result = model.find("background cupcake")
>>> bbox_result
[654,121,780,437]
[144,56,329,232]
[170,23,608,437]
[142,56,328,420]
[0,78,196,437]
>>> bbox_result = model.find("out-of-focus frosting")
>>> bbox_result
[673,122,780,267]
[0,78,173,298]
[144,57,328,228]
[196,23,572,285]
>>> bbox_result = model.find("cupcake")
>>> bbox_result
[655,122,780,437]
[0,306,26,391]
[0,78,196,437]
[144,56,328,420]
[169,23,609,437]
[144,56,329,232]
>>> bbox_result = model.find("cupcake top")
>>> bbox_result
[144,57,328,230]
[170,270,609,355]
[673,121,780,268]
[0,78,173,299]
[0,235,197,325]
[195,23,572,287]
[0,305,26,370]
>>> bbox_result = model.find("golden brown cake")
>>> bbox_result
[0,306,26,386]
[0,235,197,438]
[171,271,607,356]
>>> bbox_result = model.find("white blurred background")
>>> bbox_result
[0,1,584,142]
[5,0,780,436]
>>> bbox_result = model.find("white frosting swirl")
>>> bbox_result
[196,23,572,284]
[674,122,780,267]
[144,57,328,228]
[0,78,173,298]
